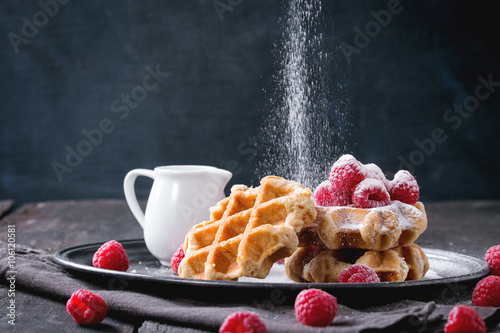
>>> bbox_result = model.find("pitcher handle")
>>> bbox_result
[124,168,155,229]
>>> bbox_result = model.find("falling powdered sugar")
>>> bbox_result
[257,0,350,189]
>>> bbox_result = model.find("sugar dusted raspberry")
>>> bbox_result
[351,178,390,208]
[485,245,500,276]
[314,180,347,206]
[339,264,381,283]
[472,275,500,307]
[387,170,419,204]
[219,311,268,333]
[327,155,421,208]
[66,290,108,326]
[314,181,335,206]
[329,154,367,201]
[365,163,387,184]
[92,240,129,272]
[171,244,185,274]
[294,288,338,327]
[444,305,486,333]
[332,191,351,206]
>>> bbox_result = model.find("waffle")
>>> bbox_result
[285,243,429,283]
[298,201,427,251]
[178,176,317,280]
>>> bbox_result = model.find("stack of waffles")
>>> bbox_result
[285,202,429,282]
[285,155,430,283]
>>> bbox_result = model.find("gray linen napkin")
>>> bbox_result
[1,241,499,332]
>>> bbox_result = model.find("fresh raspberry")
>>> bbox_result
[314,180,347,206]
[92,240,129,272]
[365,163,388,184]
[171,244,185,274]
[444,305,486,333]
[485,245,500,276]
[338,264,381,283]
[387,170,419,204]
[219,311,268,333]
[66,290,108,326]
[294,288,338,327]
[351,178,390,208]
[472,275,500,307]
[329,154,367,203]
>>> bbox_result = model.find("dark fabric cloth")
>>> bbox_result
[1,241,499,333]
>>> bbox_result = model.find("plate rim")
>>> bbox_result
[53,238,490,290]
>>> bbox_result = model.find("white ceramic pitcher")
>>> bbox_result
[124,165,232,265]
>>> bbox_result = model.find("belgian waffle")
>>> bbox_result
[178,176,317,280]
[285,243,429,283]
[299,201,427,252]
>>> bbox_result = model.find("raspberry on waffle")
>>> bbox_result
[285,243,429,283]
[299,201,427,251]
[178,176,317,280]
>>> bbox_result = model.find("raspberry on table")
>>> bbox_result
[444,305,486,333]
[338,264,381,283]
[351,178,390,208]
[219,311,268,333]
[92,240,129,272]
[66,290,108,326]
[387,170,419,204]
[472,275,500,307]
[171,244,185,274]
[485,245,500,276]
[294,288,338,327]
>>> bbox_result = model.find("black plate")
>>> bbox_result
[54,239,489,307]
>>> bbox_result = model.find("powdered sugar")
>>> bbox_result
[257,0,348,189]
[422,258,472,279]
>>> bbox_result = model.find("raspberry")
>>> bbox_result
[329,154,367,203]
[294,288,338,327]
[351,178,390,208]
[472,275,500,307]
[485,245,500,276]
[365,163,387,184]
[219,311,268,333]
[327,155,420,208]
[387,170,419,204]
[314,181,347,206]
[92,240,129,272]
[338,264,381,283]
[314,181,334,206]
[444,305,486,333]
[170,244,185,274]
[66,290,108,326]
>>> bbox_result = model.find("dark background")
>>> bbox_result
[1,0,499,208]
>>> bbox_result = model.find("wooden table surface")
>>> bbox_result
[0,199,499,332]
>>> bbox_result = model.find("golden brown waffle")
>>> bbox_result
[299,201,428,251]
[285,243,429,283]
[178,176,317,280]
